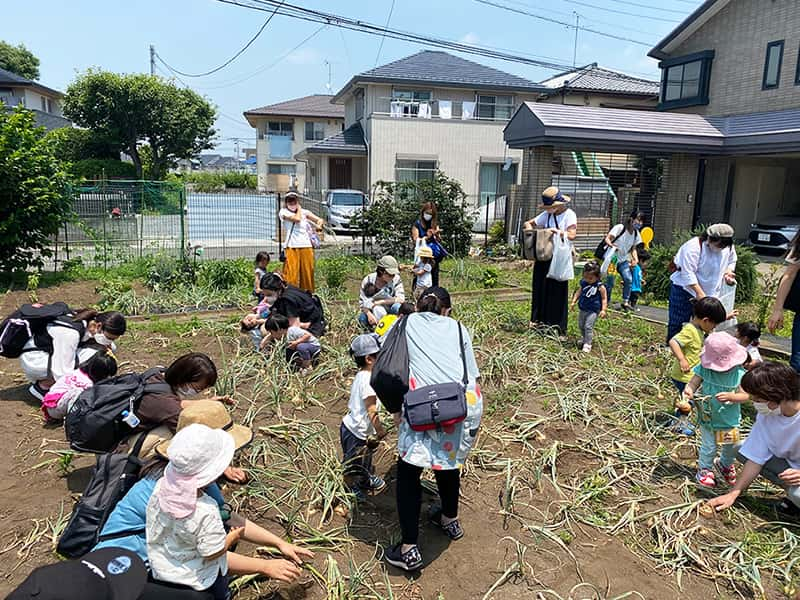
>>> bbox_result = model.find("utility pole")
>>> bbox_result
[150,45,156,76]
[572,13,579,67]
[324,60,332,93]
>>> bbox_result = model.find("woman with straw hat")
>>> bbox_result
[95,401,313,589]
[523,186,578,335]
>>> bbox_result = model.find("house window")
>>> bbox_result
[658,50,714,110]
[479,162,517,205]
[355,88,364,120]
[267,164,296,175]
[763,40,784,89]
[47,98,53,113]
[304,121,325,141]
[391,89,432,116]
[476,95,514,120]
[40,96,47,111]
[395,159,437,183]
[267,121,293,139]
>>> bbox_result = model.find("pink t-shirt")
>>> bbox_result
[42,369,93,420]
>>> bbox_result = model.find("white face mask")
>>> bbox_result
[94,332,113,347]
[264,293,278,305]
[178,386,199,398]
[423,213,433,221]
[753,402,782,417]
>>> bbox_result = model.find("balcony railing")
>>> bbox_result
[373,97,516,121]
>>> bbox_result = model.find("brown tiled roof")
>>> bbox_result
[244,94,344,119]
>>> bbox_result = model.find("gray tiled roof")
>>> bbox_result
[244,94,344,119]
[333,50,545,101]
[300,123,366,156]
[2,106,72,131]
[540,64,659,96]
[504,102,800,155]
[0,67,63,97]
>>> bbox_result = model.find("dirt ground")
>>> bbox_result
[0,282,793,599]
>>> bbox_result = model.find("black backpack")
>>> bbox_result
[57,435,147,559]
[370,315,409,414]
[0,302,84,359]
[65,367,170,453]
[593,227,625,261]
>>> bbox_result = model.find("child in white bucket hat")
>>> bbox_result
[146,423,242,600]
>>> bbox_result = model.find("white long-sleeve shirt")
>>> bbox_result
[669,237,737,298]
[358,273,406,311]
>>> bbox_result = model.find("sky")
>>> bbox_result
[3,0,702,155]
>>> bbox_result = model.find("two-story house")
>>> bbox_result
[0,67,71,131]
[243,94,344,192]
[504,0,800,245]
[295,50,546,209]
[539,63,659,110]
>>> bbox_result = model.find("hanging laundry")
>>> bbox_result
[462,101,476,120]
[438,100,452,119]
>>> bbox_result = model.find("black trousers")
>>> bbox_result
[340,423,373,489]
[530,260,569,334]
[396,459,460,545]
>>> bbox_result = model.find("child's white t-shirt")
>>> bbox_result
[740,410,800,469]
[342,370,377,441]
[146,482,227,591]
[746,344,762,365]
[415,262,433,289]
[287,325,319,346]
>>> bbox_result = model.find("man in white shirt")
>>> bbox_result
[706,362,800,516]
[358,256,406,330]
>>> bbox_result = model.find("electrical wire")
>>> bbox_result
[157,0,285,77]
[374,0,396,66]
[561,0,681,23]
[602,0,689,14]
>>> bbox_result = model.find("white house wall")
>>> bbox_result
[369,116,523,197]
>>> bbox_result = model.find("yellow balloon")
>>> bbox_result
[641,226,654,249]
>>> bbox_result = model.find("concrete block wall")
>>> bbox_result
[506,146,554,243]
[653,154,698,243]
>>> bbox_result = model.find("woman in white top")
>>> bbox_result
[602,210,644,311]
[768,231,800,373]
[523,186,578,335]
[666,223,737,343]
[278,192,324,293]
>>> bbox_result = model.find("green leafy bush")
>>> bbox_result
[196,258,252,291]
[181,171,257,191]
[646,230,757,304]
[483,266,499,289]
[318,254,354,291]
[145,254,195,291]
[355,172,475,259]
[71,158,137,181]
[488,221,505,246]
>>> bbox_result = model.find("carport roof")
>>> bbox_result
[504,103,800,155]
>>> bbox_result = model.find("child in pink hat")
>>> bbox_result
[683,332,749,488]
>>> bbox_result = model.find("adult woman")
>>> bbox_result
[261,273,325,337]
[667,223,737,343]
[384,287,482,571]
[768,231,800,372]
[279,191,324,293]
[523,186,577,335]
[602,210,644,310]
[96,401,313,593]
[410,201,444,287]
[120,353,244,485]
[358,255,406,329]
[21,309,127,401]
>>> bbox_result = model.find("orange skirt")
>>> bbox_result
[283,247,315,292]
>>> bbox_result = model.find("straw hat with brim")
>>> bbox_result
[158,424,236,518]
[417,246,434,259]
[154,399,253,459]
[538,186,571,210]
[700,332,748,372]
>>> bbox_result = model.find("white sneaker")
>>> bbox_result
[582,344,592,353]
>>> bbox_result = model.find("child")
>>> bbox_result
[629,247,650,310]
[668,297,726,436]
[412,246,434,301]
[147,423,244,600]
[706,362,800,517]
[340,334,387,501]
[570,261,607,353]
[261,313,321,370]
[41,349,117,422]
[736,321,762,370]
[240,313,267,351]
[683,332,749,488]
[253,251,270,301]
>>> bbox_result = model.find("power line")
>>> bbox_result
[157,1,285,77]
[474,0,655,47]
[374,0,397,67]
[602,0,688,14]
[561,0,681,23]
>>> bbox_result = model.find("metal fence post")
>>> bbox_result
[179,182,187,261]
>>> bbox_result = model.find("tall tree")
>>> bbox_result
[0,41,40,80]
[63,71,216,179]
[0,106,70,272]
